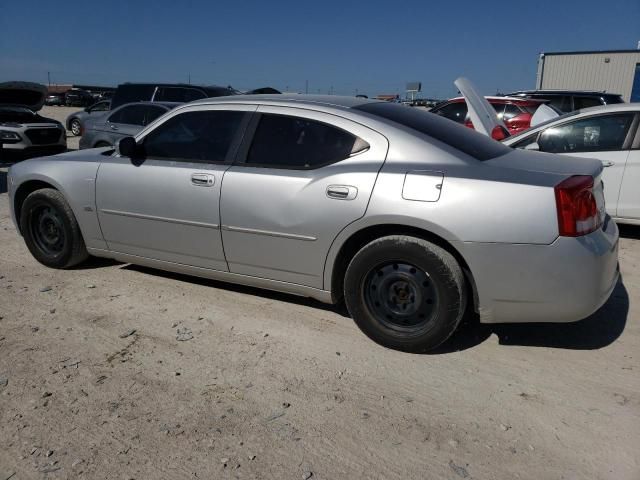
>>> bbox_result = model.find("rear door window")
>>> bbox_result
[245,114,362,169]
[108,105,148,126]
[538,113,635,153]
[155,87,206,102]
[492,103,506,121]
[545,95,573,113]
[142,110,245,163]
[432,102,468,123]
[573,96,602,110]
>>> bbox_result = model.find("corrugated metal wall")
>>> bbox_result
[539,51,640,101]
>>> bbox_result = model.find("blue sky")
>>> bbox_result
[1,0,639,98]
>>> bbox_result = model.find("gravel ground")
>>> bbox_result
[0,172,639,479]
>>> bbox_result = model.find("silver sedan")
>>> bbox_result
[7,95,619,352]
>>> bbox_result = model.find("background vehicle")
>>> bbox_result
[110,83,236,109]
[503,103,640,224]
[64,89,94,107]
[8,95,618,352]
[430,96,552,134]
[0,81,66,160]
[66,100,111,136]
[44,92,65,106]
[506,89,624,113]
[79,101,178,149]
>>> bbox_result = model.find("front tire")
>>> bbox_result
[70,119,81,136]
[20,188,89,269]
[344,236,467,352]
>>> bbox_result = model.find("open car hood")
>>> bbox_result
[454,77,509,139]
[0,81,48,112]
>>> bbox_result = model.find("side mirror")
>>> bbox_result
[116,137,139,158]
[524,142,540,151]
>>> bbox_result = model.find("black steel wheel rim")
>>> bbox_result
[364,262,439,333]
[30,204,66,256]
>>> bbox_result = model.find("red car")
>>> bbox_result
[429,96,549,135]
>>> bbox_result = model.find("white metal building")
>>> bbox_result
[536,49,640,102]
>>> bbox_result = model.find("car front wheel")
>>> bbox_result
[20,188,89,269]
[70,119,81,136]
[344,235,467,352]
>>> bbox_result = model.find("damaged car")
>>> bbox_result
[0,82,67,161]
[7,93,619,352]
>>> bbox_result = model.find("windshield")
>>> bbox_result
[355,102,510,161]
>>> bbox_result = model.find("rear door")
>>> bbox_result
[219,106,388,288]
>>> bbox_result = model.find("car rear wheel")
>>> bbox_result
[344,235,467,352]
[70,119,81,136]
[20,188,89,269]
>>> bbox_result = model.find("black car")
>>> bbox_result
[44,92,65,106]
[64,89,94,107]
[506,89,624,113]
[110,83,237,109]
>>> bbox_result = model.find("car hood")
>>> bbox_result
[486,148,603,177]
[0,81,48,111]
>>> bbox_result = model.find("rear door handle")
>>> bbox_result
[109,124,119,130]
[191,173,215,187]
[602,161,614,167]
[326,185,358,200]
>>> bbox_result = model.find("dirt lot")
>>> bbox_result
[0,174,639,479]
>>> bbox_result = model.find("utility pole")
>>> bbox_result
[188,73,191,84]
[47,71,51,87]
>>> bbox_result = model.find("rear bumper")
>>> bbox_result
[457,217,619,324]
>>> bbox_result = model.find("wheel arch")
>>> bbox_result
[13,179,63,234]
[326,223,479,314]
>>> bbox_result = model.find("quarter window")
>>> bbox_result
[245,114,362,169]
[503,104,522,121]
[573,96,602,110]
[538,114,634,153]
[142,110,244,163]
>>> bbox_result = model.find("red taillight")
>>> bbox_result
[490,125,509,141]
[554,175,601,237]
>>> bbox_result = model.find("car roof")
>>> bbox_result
[444,96,546,105]
[187,94,380,110]
[116,101,183,109]
[508,89,623,96]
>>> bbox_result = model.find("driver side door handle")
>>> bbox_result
[191,173,215,187]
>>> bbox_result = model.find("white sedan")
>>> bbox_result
[504,104,640,225]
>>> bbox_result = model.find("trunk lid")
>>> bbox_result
[486,148,603,177]
[0,81,47,112]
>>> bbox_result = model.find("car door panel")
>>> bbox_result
[220,106,389,288]
[617,150,640,219]
[96,105,255,270]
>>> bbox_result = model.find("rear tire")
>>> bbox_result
[344,235,466,352]
[20,188,89,269]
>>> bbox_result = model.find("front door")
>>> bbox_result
[220,106,388,288]
[96,105,253,270]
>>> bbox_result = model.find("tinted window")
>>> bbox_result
[538,113,634,153]
[356,102,510,161]
[109,105,165,126]
[545,95,573,113]
[246,114,360,169]
[155,87,206,103]
[511,133,539,149]
[111,85,156,108]
[573,96,602,110]
[432,102,467,123]
[142,110,244,163]
[602,94,624,105]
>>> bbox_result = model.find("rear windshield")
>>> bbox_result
[355,102,510,161]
